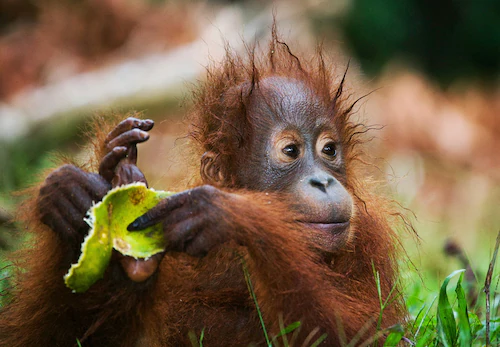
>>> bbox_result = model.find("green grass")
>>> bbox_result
[0,258,12,308]
[1,230,499,347]
[236,233,500,346]
[1,236,499,346]
[404,232,500,346]
[405,268,499,346]
[240,258,328,347]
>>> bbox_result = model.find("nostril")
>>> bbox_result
[309,176,333,193]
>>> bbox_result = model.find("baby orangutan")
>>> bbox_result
[0,33,405,346]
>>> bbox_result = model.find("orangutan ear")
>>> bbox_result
[200,151,225,185]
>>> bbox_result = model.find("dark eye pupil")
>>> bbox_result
[282,144,299,158]
[323,143,337,156]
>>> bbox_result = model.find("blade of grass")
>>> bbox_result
[455,273,472,346]
[414,296,437,339]
[199,328,205,347]
[242,259,271,346]
[372,263,383,322]
[188,331,198,347]
[372,262,383,347]
[410,304,426,334]
[359,324,403,347]
[383,324,404,346]
[437,269,465,347]
[347,316,377,347]
[188,328,205,347]
[301,327,320,347]
[371,262,401,346]
[415,329,435,347]
[309,333,328,347]
[288,318,302,347]
[273,319,301,346]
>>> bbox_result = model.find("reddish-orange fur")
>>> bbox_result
[0,32,406,346]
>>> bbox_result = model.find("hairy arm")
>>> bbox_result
[213,192,373,344]
[128,186,377,345]
[0,117,155,347]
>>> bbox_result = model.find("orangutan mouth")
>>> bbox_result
[301,221,350,235]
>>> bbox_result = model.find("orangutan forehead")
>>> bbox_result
[247,76,329,126]
[257,76,319,102]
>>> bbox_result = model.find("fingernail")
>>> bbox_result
[113,146,127,153]
[141,119,154,130]
[127,220,140,231]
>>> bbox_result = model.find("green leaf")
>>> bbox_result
[64,183,173,293]
[414,295,437,339]
[455,273,472,346]
[415,329,435,347]
[275,321,301,338]
[490,321,500,343]
[467,312,482,336]
[383,324,404,346]
[436,269,465,347]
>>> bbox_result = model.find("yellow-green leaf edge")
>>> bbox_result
[64,183,173,293]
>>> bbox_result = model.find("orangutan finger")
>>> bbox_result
[127,145,138,164]
[126,189,197,232]
[105,118,154,145]
[99,147,128,182]
[106,129,150,152]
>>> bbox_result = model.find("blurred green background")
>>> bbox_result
[0,0,499,336]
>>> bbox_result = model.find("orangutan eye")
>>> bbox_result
[282,144,300,158]
[322,142,337,157]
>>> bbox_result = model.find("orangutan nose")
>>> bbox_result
[309,174,334,193]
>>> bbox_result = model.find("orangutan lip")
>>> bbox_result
[301,221,350,234]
